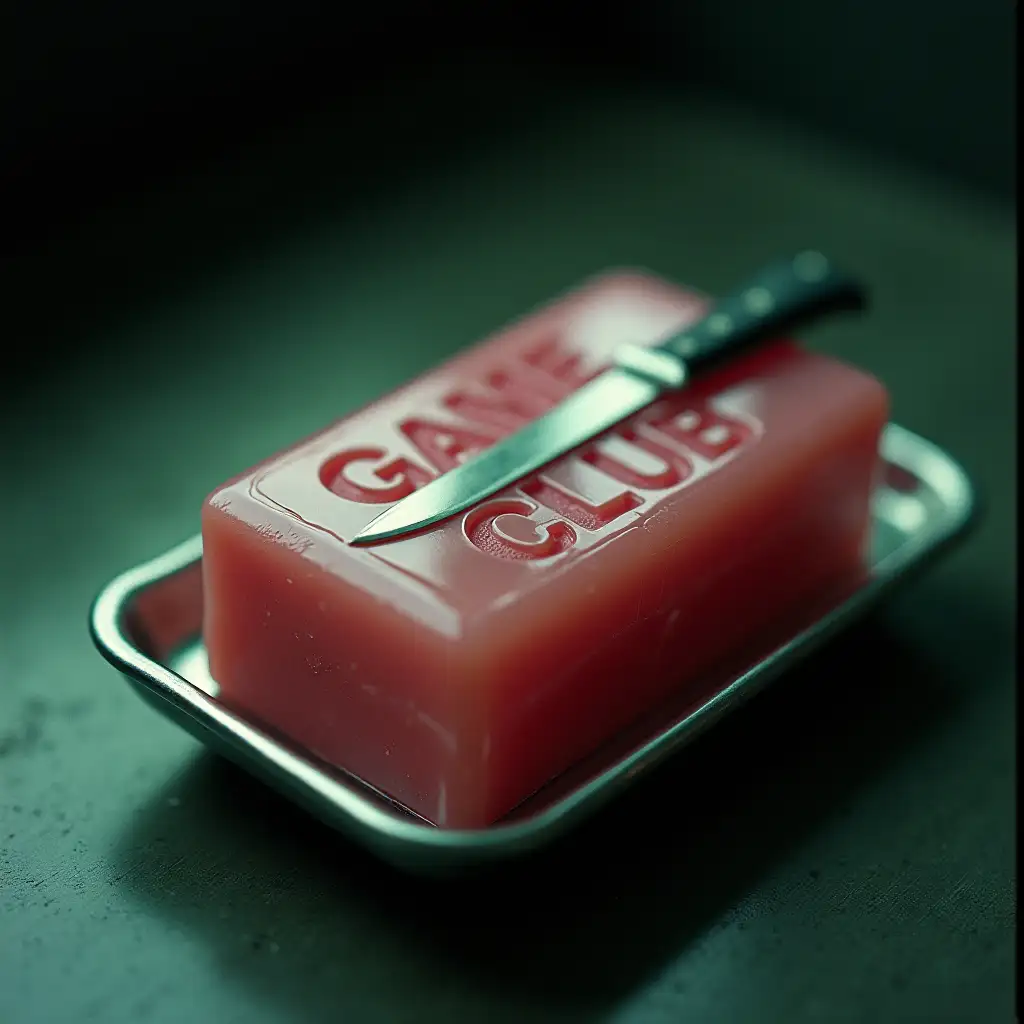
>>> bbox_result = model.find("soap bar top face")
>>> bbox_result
[203,271,888,828]
[208,276,756,633]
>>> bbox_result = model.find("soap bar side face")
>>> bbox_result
[475,351,887,820]
[202,271,888,827]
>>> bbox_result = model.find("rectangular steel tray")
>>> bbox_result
[91,423,975,874]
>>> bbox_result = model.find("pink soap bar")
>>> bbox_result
[202,272,888,828]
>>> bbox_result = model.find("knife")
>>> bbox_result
[350,251,867,546]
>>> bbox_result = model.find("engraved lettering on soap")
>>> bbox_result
[313,338,599,507]
[521,335,606,391]
[320,447,435,504]
[443,363,565,434]
[300,291,762,564]
[464,498,576,561]
[398,418,499,473]
[465,396,760,560]
[581,427,694,491]
[644,398,755,461]
[519,476,644,532]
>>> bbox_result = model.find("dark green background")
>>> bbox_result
[4,0,1015,240]
[1,53,1016,1024]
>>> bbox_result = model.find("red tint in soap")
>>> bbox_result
[202,273,888,828]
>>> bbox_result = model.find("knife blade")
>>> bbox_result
[351,251,867,546]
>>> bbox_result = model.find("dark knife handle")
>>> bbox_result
[656,251,868,375]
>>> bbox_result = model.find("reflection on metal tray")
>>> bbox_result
[90,423,975,874]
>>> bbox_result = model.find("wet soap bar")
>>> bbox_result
[202,273,888,828]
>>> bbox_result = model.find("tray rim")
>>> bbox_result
[90,422,976,870]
